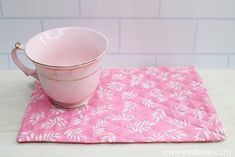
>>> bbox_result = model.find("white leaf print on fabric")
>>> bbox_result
[91,104,113,116]
[145,67,159,75]
[194,125,211,141]
[142,98,158,108]
[101,134,116,142]
[157,72,168,81]
[54,116,67,127]
[168,119,190,128]
[34,133,60,142]
[17,131,34,142]
[64,128,86,142]
[208,114,220,125]
[101,68,110,78]
[167,81,183,91]
[203,97,213,106]
[120,68,138,75]
[193,108,206,120]
[128,120,155,134]
[146,133,165,142]
[172,73,186,81]
[130,74,144,86]
[40,116,67,129]
[77,105,89,115]
[212,127,226,140]
[149,89,167,102]
[106,113,135,121]
[30,94,44,103]
[122,101,136,113]
[40,119,55,129]
[149,88,162,97]
[112,73,127,80]
[24,105,32,117]
[169,90,192,102]
[152,108,166,122]
[175,102,188,116]
[122,90,137,100]
[170,66,192,73]
[141,81,155,89]
[49,106,64,115]
[165,129,187,140]
[73,114,89,125]
[18,131,60,142]
[29,112,44,126]
[93,120,109,135]
[107,82,125,91]
[191,81,204,90]
[97,87,113,100]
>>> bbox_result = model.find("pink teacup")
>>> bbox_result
[11,27,108,109]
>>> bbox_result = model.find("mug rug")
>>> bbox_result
[17,66,226,143]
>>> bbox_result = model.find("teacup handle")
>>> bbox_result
[11,42,39,80]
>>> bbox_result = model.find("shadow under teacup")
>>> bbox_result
[11,27,108,109]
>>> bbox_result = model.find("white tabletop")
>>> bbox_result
[0,70,234,157]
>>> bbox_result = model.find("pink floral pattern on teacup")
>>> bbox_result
[17,66,226,143]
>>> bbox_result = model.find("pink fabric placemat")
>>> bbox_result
[17,66,226,143]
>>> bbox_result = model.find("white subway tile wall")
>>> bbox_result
[0,19,42,52]
[196,20,235,53]
[156,55,228,69]
[1,0,80,17]
[0,0,234,69]
[0,2,2,17]
[121,20,196,53]
[81,0,160,17]
[161,0,235,18]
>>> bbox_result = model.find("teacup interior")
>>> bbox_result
[25,27,108,67]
